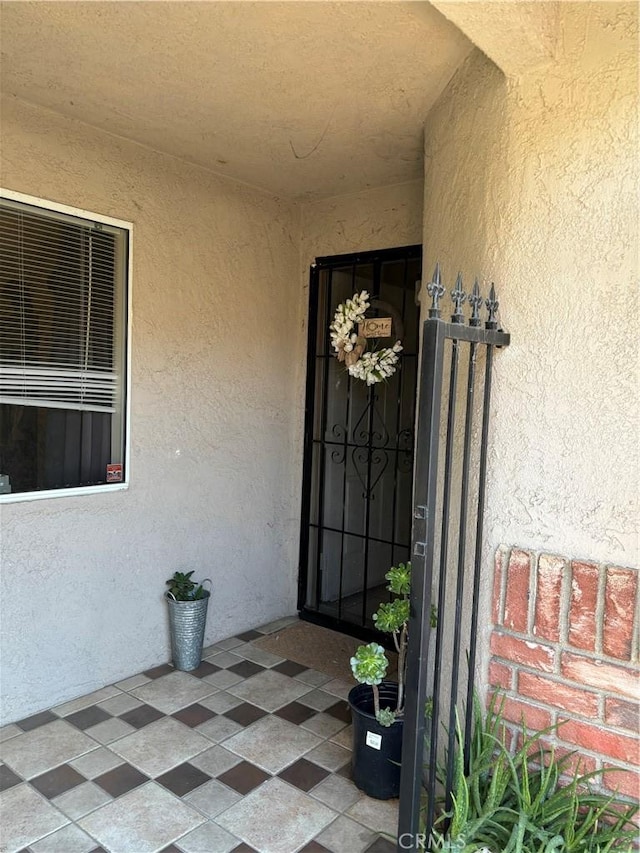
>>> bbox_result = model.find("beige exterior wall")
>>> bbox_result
[0,100,425,722]
[420,3,638,686]
[0,97,303,722]
[2,0,635,725]
[300,181,424,265]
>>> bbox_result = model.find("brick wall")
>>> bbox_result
[489,547,639,801]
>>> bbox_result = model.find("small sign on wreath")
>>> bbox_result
[329,290,402,385]
[359,317,392,339]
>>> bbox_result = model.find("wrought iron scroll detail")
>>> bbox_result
[352,393,391,447]
[351,446,389,500]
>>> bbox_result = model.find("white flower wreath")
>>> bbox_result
[329,290,403,385]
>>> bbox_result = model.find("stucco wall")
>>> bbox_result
[0,97,303,723]
[300,180,424,265]
[420,3,638,690]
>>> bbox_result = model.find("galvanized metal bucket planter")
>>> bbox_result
[165,583,211,671]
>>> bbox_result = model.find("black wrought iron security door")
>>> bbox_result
[298,245,422,640]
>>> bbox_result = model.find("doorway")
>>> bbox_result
[298,245,422,642]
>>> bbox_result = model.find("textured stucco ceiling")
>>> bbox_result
[0,1,473,199]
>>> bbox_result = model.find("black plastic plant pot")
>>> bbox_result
[348,681,403,800]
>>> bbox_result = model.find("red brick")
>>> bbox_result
[556,717,640,765]
[503,723,520,752]
[491,631,555,672]
[495,693,553,731]
[518,671,599,717]
[605,697,640,732]
[569,561,599,651]
[489,660,513,690]
[561,652,640,700]
[537,740,598,777]
[603,567,638,661]
[602,762,640,799]
[492,548,507,626]
[504,549,531,632]
[534,554,565,643]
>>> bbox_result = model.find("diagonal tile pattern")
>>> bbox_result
[0,620,397,853]
[0,720,97,779]
[216,777,336,853]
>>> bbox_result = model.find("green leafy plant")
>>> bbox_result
[350,562,438,726]
[429,693,638,852]
[165,570,206,601]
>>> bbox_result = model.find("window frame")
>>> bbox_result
[0,188,133,504]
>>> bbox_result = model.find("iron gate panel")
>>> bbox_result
[298,246,422,641]
[398,270,510,851]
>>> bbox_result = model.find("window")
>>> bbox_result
[0,192,130,500]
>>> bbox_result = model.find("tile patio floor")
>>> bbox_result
[0,618,398,853]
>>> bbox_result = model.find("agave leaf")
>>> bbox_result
[432,691,639,853]
[542,836,565,853]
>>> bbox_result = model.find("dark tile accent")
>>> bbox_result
[88,848,109,853]
[218,760,271,795]
[187,660,221,678]
[277,758,330,792]
[94,762,149,797]
[171,703,217,727]
[231,845,260,853]
[30,764,85,799]
[156,761,211,797]
[298,842,332,853]
[364,837,396,853]
[15,710,58,732]
[325,700,352,724]
[227,660,265,679]
[272,660,308,678]
[158,847,183,853]
[119,703,165,729]
[143,663,174,679]
[0,763,22,792]
[224,703,267,727]
[235,630,262,642]
[65,705,112,731]
[275,701,317,726]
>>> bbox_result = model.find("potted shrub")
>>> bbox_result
[165,571,211,671]
[348,561,436,799]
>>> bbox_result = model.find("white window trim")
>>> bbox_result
[0,188,133,504]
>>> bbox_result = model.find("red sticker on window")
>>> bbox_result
[106,463,123,483]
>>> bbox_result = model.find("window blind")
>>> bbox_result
[0,201,122,413]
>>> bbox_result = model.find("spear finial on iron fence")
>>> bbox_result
[451,273,466,323]
[486,283,499,329]
[468,279,483,327]
[427,263,445,318]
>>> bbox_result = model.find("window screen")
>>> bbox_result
[0,196,129,497]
